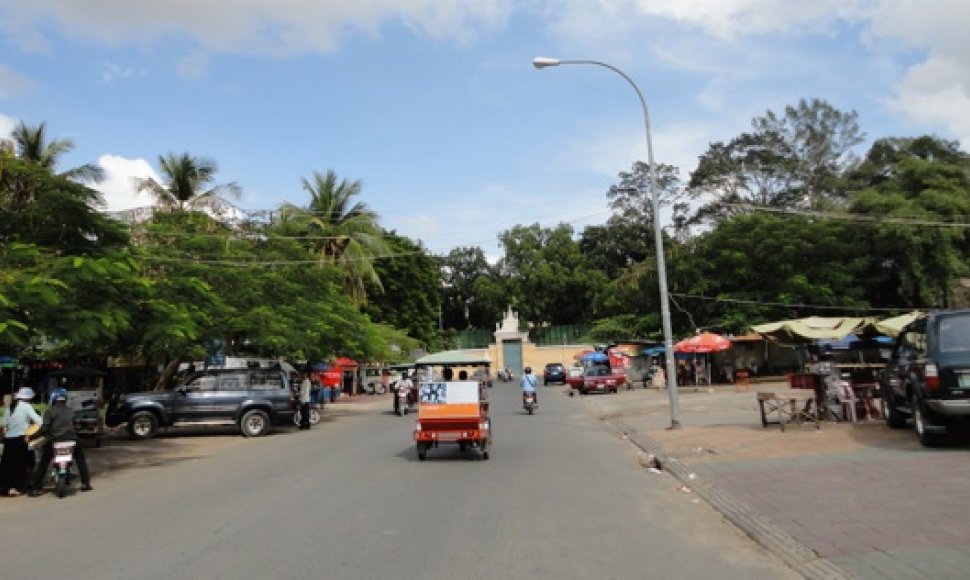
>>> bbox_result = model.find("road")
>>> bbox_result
[0,383,797,579]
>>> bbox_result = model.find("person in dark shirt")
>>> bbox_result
[28,387,92,496]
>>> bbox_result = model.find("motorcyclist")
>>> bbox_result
[28,387,92,496]
[395,371,414,414]
[520,367,538,406]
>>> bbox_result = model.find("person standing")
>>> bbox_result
[29,387,92,496]
[298,371,312,430]
[0,387,43,497]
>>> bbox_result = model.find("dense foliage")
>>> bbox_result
[4,98,969,363]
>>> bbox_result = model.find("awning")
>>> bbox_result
[871,311,924,338]
[331,357,358,368]
[751,316,876,342]
[415,350,491,366]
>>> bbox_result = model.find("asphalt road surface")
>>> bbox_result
[0,383,797,579]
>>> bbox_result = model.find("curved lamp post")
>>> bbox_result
[533,56,680,428]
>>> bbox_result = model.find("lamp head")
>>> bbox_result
[532,57,560,69]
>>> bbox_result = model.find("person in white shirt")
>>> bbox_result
[298,372,312,430]
[0,387,42,496]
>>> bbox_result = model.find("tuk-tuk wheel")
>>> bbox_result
[417,443,427,461]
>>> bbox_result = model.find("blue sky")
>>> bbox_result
[1,1,968,259]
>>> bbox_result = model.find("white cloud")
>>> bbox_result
[0,112,15,136]
[631,0,853,39]
[3,0,513,56]
[0,65,32,98]
[859,1,970,146]
[94,154,158,211]
[888,56,970,145]
[98,61,135,84]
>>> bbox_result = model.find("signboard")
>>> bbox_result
[418,381,481,419]
[66,389,101,412]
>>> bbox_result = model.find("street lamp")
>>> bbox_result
[533,56,681,428]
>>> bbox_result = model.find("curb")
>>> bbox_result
[607,417,850,580]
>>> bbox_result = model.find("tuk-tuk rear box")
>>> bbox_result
[417,381,487,420]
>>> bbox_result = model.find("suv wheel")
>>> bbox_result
[883,389,907,429]
[240,409,271,437]
[127,411,159,440]
[912,393,943,447]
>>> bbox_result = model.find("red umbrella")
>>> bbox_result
[675,332,732,354]
[331,357,358,368]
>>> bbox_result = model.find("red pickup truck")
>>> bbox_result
[573,365,626,394]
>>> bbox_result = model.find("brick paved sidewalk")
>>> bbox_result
[576,383,970,580]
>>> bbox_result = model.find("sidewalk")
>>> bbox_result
[577,382,970,580]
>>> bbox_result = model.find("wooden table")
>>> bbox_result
[757,389,820,432]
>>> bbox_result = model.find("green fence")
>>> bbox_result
[453,328,494,349]
[453,324,591,348]
[530,324,591,346]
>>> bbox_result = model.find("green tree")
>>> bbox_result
[280,170,388,304]
[440,246,505,330]
[847,135,970,308]
[669,213,867,332]
[136,152,241,213]
[688,98,864,223]
[0,156,144,359]
[364,232,442,348]
[499,223,607,325]
[11,121,105,184]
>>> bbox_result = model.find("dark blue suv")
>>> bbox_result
[543,363,567,385]
[882,310,970,446]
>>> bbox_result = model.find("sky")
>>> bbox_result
[1,1,969,260]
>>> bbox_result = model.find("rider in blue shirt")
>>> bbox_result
[520,367,538,405]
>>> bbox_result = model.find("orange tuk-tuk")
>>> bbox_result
[412,351,492,461]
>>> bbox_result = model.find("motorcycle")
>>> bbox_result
[293,403,322,427]
[523,392,537,415]
[396,386,411,416]
[498,368,515,382]
[51,441,77,498]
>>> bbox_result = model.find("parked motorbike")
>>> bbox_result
[293,403,322,427]
[396,387,411,416]
[51,441,77,498]
[523,392,537,415]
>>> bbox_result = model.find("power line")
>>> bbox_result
[669,292,932,312]
[722,203,970,228]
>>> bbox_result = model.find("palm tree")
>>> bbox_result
[136,152,241,213]
[12,121,105,183]
[282,169,388,303]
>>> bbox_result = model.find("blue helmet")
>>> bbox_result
[49,387,69,404]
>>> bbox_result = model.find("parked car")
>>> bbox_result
[359,364,387,394]
[881,310,970,446]
[577,364,625,395]
[105,367,295,439]
[543,363,567,385]
[565,366,585,390]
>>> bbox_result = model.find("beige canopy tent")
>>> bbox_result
[751,316,877,343]
[870,311,924,338]
[415,350,491,366]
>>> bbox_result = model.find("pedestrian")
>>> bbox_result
[29,387,93,496]
[298,371,312,430]
[380,369,390,395]
[0,387,43,497]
